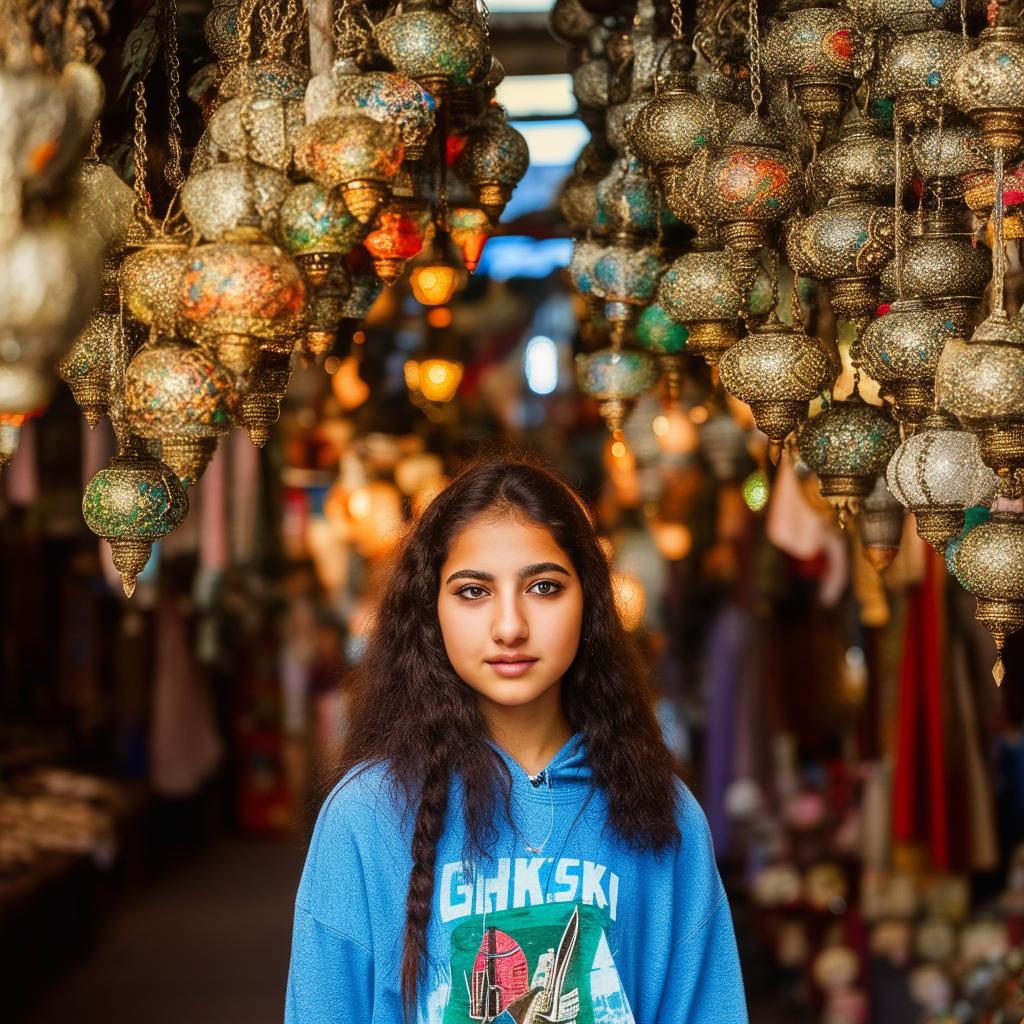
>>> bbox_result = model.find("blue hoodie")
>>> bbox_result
[285,734,748,1024]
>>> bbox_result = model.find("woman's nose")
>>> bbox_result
[491,593,528,645]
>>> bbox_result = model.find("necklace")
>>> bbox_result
[521,769,556,856]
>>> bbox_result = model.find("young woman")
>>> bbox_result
[285,457,748,1024]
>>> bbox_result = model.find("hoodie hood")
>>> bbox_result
[488,732,594,805]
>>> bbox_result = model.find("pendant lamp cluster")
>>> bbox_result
[557,0,1024,681]
[0,0,526,598]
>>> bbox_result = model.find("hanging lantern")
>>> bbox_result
[119,233,189,340]
[576,347,660,433]
[786,204,896,333]
[882,211,991,323]
[809,116,895,206]
[688,116,804,291]
[294,114,404,225]
[342,247,386,320]
[950,25,1024,151]
[875,30,968,125]
[179,224,306,379]
[910,118,987,205]
[238,350,294,447]
[951,512,1024,684]
[410,234,467,306]
[636,302,688,399]
[627,40,738,197]
[362,172,432,285]
[887,408,998,550]
[797,395,901,524]
[308,59,436,162]
[859,476,905,571]
[455,113,529,222]
[847,0,957,33]
[417,357,464,403]
[208,95,305,173]
[181,159,288,241]
[375,0,489,107]
[82,447,189,597]
[720,314,837,463]
[657,245,744,366]
[762,6,856,144]
[936,311,1024,497]
[219,58,309,102]
[447,206,492,273]
[568,237,606,302]
[0,362,52,468]
[592,237,662,345]
[124,340,233,488]
[860,300,964,429]
[203,0,240,62]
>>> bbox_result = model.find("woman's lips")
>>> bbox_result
[486,659,538,678]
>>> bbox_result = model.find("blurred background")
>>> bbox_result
[3,0,1024,1023]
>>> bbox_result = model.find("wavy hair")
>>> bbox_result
[336,454,681,1013]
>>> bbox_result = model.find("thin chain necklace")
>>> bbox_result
[519,769,556,856]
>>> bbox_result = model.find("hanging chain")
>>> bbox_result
[671,0,684,40]
[334,0,372,60]
[89,120,102,161]
[162,0,184,190]
[259,0,285,57]
[894,119,905,299]
[132,79,153,223]
[993,145,1006,315]
[790,271,804,328]
[237,0,258,65]
[747,0,764,115]
[961,0,968,38]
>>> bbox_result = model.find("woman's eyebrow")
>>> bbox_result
[445,568,495,584]
[444,562,571,585]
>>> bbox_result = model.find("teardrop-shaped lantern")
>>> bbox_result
[455,113,530,222]
[576,347,660,433]
[362,172,432,285]
[238,350,294,447]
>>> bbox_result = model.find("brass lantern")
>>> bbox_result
[719,313,837,463]
[179,223,307,379]
[591,237,662,345]
[859,476,905,571]
[874,29,969,125]
[119,232,190,341]
[294,114,404,225]
[950,512,1024,684]
[762,6,856,144]
[950,25,1024,151]
[124,340,233,488]
[859,299,964,429]
[887,408,997,551]
[362,171,432,285]
[238,350,294,447]
[936,310,1024,498]
[576,347,660,434]
[181,159,288,241]
[657,244,744,366]
[82,446,189,597]
[687,115,804,293]
[910,117,987,205]
[375,0,489,107]
[455,112,530,222]
[636,302,688,399]
[208,95,305,173]
[797,394,901,524]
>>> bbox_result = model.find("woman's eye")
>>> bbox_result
[529,579,563,596]
[456,585,487,600]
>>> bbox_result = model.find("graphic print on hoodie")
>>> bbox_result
[285,735,749,1024]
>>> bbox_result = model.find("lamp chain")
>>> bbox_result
[747,0,763,115]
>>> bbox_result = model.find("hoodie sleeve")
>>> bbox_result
[654,784,749,1024]
[284,766,408,1024]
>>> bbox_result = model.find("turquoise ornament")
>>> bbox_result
[576,347,660,433]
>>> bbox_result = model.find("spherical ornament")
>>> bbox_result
[628,43,739,193]
[797,395,901,524]
[203,0,239,62]
[573,57,610,110]
[363,187,432,285]
[950,26,1024,151]
[637,301,688,400]
[181,160,288,242]
[0,221,101,360]
[218,58,308,101]
[179,225,306,378]
[860,299,964,428]
[294,114,404,225]
[124,340,233,487]
[688,116,804,287]
[719,315,837,462]
[340,253,385,320]
[762,6,856,143]
[560,172,601,235]
[375,0,489,105]
[592,239,662,344]
[208,95,305,172]
[950,512,1024,683]
[277,181,365,258]
[307,61,436,162]
[568,238,605,299]
[786,204,896,328]
[808,116,895,205]
[82,450,189,597]
[576,347,660,433]
[455,115,529,222]
[875,30,968,124]
[657,248,744,365]
[448,206,492,273]
[594,155,661,240]
[847,0,957,33]
[57,309,117,428]
[238,350,293,447]
[887,408,997,551]
[936,311,1024,497]
[910,118,987,204]
[859,476,904,571]
[119,235,189,339]
[0,361,52,421]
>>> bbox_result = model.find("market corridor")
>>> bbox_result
[21,838,303,1024]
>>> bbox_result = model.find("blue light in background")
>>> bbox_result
[477,236,572,280]
[524,335,559,395]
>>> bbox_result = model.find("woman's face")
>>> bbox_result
[437,512,584,716]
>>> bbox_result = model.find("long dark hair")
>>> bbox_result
[336,454,681,1011]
